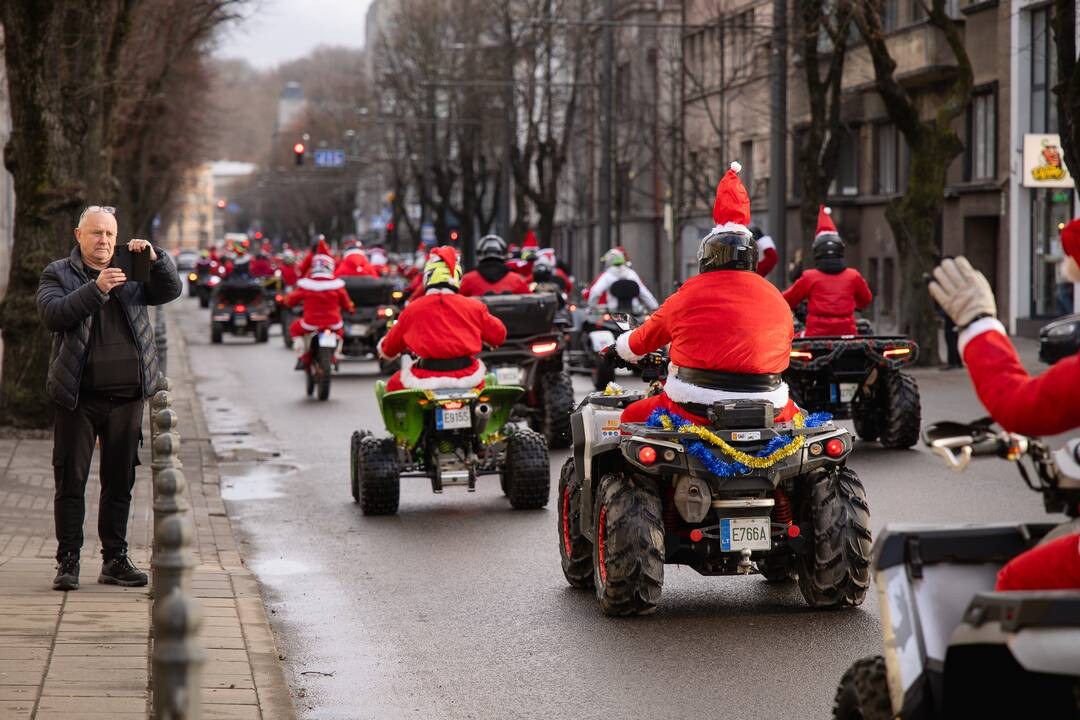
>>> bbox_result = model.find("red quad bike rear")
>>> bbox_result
[785,335,921,449]
[833,421,1080,720]
[558,353,872,616]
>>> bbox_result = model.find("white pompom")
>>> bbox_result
[823,206,832,215]
[730,160,742,174]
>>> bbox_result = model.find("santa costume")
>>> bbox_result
[460,235,531,296]
[335,246,377,278]
[618,162,798,426]
[586,247,659,312]
[532,248,573,294]
[284,240,355,365]
[755,232,778,277]
[507,230,539,277]
[379,246,507,392]
[782,206,872,336]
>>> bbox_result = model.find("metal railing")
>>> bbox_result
[150,377,203,719]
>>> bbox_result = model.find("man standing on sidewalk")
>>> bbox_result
[36,205,182,591]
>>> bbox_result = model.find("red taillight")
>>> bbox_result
[275,294,283,303]
[790,350,813,360]
[788,524,801,538]
[531,341,558,356]
[883,347,911,358]
[378,307,395,318]
[442,401,464,410]
[569,303,577,312]
[689,529,703,542]
[637,446,657,464]
[234,304,246,313]
[825,438,845,457]
[602,313,612,321]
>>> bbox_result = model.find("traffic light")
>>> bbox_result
[216,199,226,209]
[449,230,459,242]
[293,142,305,166]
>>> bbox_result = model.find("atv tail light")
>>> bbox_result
[392,290,404,300]
[216,303,226,309]
[442,401,464,410]
[275,294,283,303]
[569,303,577,312]
[417,399,429,407]
[531,341,559,356]
[788,524,801,538]
[883,347,911,358]
[378,307,395,318]
[637,446,657,464]
[209,276,221,286]
[790,350,813,360]
[689,529,703,542]
[234,304,247,313]
[602,313,612,321]
[478,395,490,402]
[825,438,845,457]
[188,273,198,281]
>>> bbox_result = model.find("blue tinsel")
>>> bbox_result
[644,406,834,477]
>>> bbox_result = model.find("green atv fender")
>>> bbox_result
[374,376,523,449]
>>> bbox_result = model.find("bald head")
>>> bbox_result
[75,208,118,270]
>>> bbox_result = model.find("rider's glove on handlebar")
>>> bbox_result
[929,256,997,329]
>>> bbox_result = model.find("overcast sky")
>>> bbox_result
[216,0,373,69]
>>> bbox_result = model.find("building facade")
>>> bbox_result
[159,163,215,251]
[0,50,15,299]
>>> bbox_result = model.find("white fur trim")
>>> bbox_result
[616,331,644,362]
[730,161,742,174]
[664,364,790,408]
[708,222,752,237]
[376,336,398,361]
[400,360,487,390]
[297,277,345,291]
[823,206,832,215]
[314,253,335,264]
[757,235,775,252]
[300,319,344,331]
[958,317,1007,356]
[1062,256,1080,283]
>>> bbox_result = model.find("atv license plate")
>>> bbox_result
[348,323,368,337]
[589,330,616,352]
[495,367,521,385]
[834,383,858,403]
[234,316,247,327]
[437,407,472,430]
[720,517,771,552]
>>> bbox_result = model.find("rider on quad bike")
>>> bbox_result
[507,230,539,278]
[930,223,1080,592]
[335,244,378,278]
[284,240,355,370]
[613,161,797,426]
[378,246,507,392]
[586,247,659,313]
[460,235,531,296]
[531,248,572,296]
[782,206,872,336]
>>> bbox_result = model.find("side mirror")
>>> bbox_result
[611,312,635,332]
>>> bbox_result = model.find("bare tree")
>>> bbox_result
[854,0,973,362]
[1051,1,1080,177]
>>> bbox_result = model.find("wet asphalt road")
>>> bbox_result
[173,293,1064,720]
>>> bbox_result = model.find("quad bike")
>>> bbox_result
[784,334,922,449]
[197,261,226,308]
[833,420,1080,720]
[558,349,871,616]
[1039,312,1080,364]
[567,282,650,391]
[210,282,271,344]
[350,373,550,515]
[340,276,399,374]
[299,328,339,401]
[478,292,575,449]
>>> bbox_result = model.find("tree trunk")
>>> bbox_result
[1051,0,1080,177]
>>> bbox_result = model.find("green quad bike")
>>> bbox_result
[350,374,551,515]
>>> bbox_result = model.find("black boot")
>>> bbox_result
[53,553,80,591]
[98,554,148,587]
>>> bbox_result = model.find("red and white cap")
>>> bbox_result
[522,230,539,249]
[1061,219,1080,283]
[709,162,751,237]
[816,205,839,238]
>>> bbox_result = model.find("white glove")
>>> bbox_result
[928,256,996,328]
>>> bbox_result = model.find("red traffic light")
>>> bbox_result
[386,222,395,232]
[254,231,263,239]
[293,142,305,154]
[449,230,459,241]
[216,199,226,209]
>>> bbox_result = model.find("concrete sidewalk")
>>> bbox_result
[0,309,294,720]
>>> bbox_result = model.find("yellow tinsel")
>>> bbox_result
[655,411,808,470]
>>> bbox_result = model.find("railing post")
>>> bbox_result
[151,380,203,719]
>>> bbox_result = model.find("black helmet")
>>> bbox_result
[699,231,757,273]
[812,232,845,261]
[477,234,507,260]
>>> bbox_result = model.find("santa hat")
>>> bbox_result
[313,238,334,264]
[1061,219,1080,264]
[710,162,751,236]
[816,206,839,238]
[342,246,364,258]
[522,230,539,249]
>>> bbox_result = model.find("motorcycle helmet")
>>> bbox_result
[603,248,627,269]
[699,161,756,272]
[422,246,462,290]
[309,255,334,279]
[812,206,845,260]
[477,235,508,260]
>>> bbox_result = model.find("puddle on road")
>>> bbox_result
[220,462,296,502]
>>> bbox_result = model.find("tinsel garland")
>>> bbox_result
[645,407,832,477]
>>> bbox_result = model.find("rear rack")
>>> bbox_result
[788,335,919,370]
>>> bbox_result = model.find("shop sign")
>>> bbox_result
[1023,134,1074,188]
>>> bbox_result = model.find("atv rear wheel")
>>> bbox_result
[592,473,664,616]
[878,371,920,449]
[851,402,881,442]
[557,458,593,588]
[281,318,292,348]
[832,656,892,720]
[199,292,209,309]
[349,430,372,502]
[255,322,269,343]
[797,466,872,608]
[540,371,574,449]
[358,436,400,515]
[211,322,224,344]
[503,429,550,510]
[591,362,615,392]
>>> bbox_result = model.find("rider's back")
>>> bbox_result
[391,292,505,358]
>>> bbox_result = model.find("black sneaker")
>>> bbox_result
[98,555,148,587]
[294,358,305,371]
[53,554,80,591]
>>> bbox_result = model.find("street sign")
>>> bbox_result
[1023,134,1073,188]
[313,149,346,168]
[421,224,436,246]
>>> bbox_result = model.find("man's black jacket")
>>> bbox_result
[37,246,182,409]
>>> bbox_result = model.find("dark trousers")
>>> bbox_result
[53,393,144,560]
[943,316,962,367]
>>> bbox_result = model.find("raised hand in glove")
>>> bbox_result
[598,344,621,367]
[928,256,997,329]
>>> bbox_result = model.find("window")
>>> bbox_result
[966,89,996,180]
[882,0,898,32]
[730,10,754,78]
[740,140,754,198]
[829,125,860,196]
[910,0,926,24]
[875,123,898,194]
[1031,8,1058,133]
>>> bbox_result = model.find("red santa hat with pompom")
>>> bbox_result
[1062,219,1080,265]
[522,230,539,249]
[710,161,752,236]
[815,205,839,238]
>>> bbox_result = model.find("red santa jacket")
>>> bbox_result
[756,236,778,277]
[961,320,1080,436]
[506,258,534,278]
[379,292,506,361]
[284,277,355,331]
[278,265,299,287]
[783,268,872,336]
[460,267,531,296]
[335,253,377,278]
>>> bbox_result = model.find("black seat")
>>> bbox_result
[609,279,640,312]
